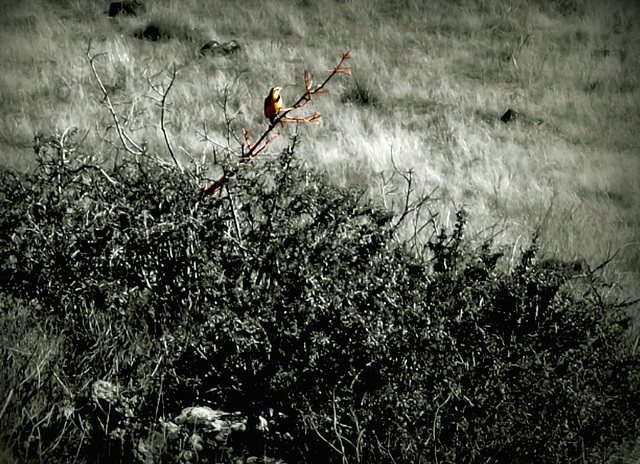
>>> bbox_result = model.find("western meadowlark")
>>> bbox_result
[264,86,283,125]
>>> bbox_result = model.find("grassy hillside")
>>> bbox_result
[1,0,639,462]
[1,0,639,295]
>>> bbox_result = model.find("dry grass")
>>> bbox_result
[0,0,638,301]
[1,2,640,461]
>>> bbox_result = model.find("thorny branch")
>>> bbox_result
[203,50,351,196]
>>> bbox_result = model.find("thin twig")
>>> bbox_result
[220,84,244,149]
[331,389,348,464]
[148,65,183,173]
[86,40,144,156]
[67,164,118,185]
[160,65,182,173]
[204,50,351,196]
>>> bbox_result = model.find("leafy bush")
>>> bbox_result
[1,130,638,463]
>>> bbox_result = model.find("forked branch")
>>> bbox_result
[86,39,144,157]
[147,64,183,173]
[86,40,183,172]
[203,50,351,196]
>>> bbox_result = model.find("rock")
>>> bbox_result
[135,24,166,41]
[134,21,202,42]
[199,40,220,54]
[91,379,134,418]
[172,407,247,448]
[200,39,241,56]
[174,406,247,438]
[136,407,250,462]
[500,108,516,123]
[92,379,119,404]
[221,39,241,54]
[175,406,225,426]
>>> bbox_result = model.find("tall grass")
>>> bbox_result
[1,0,639,461]
[1,0,638,297]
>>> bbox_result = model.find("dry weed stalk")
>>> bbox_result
[307,388,366,464]
[203,50,351,196]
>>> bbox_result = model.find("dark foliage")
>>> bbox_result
[0,131,638,463]
[109,1,144,18]
[133,19,203,42]
[341,75,379,107]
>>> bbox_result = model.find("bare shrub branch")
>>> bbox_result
[87,40,184,173]
[147,64,183,173]
[86,39,144,157]
[203,50,351,196]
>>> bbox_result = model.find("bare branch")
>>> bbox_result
[219,84,244,150]
[86,40,144,156]
[204,50,351,196]
[159,65,182,173]
[198,123,236,162]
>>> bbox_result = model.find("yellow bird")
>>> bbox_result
[264,86,283,125]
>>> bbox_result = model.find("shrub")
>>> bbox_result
[341,75,380,106]
[0,129,638,463]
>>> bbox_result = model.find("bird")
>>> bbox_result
[264,86,283,125]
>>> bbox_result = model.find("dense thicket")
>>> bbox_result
[1,132,638,463]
